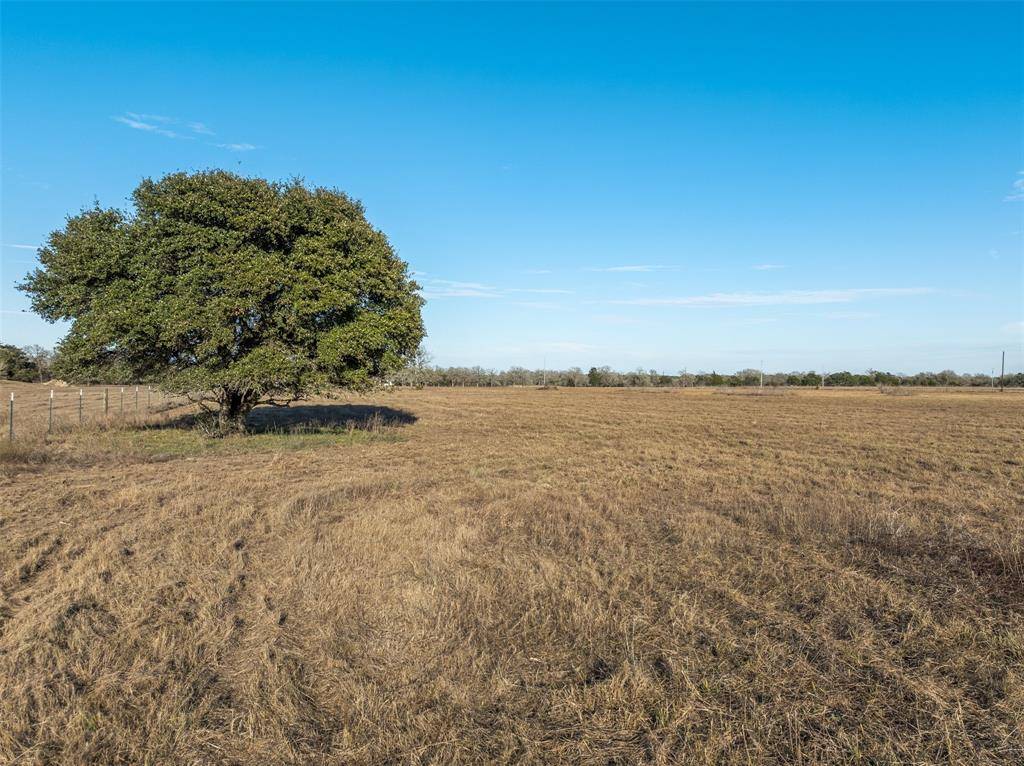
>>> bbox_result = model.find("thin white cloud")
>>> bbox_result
[593,314,644,326]
[609,287,934,307]
[588,265,672,273]
[2,243,39,250]
[423,278,573,300]
[522,269,552,275]
[728,317,778,326]
[507,288,574,295]
[508,301,566,311]
[752,264,785,271]
[428,279,494,290]
[1004,171,1024,202]
[127,112,173,123]
[825,311,879,320]
[114,114,188,139]
[421,279,501,299]
[114,112,259,146]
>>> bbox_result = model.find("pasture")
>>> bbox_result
[1,384,1022,764]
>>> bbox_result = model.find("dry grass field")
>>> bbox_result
[1,383,1022,764]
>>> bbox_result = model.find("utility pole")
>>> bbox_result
[542,356,547,387]
[759,360,764,389]
[1000,350,1005,392]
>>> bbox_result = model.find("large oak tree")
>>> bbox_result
[20,171,425,430]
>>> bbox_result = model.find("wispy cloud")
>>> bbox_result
[592,313,644,326]
[114,114,188,139]
[587,265,676,273]
[128,113,173,123]
[1004,171,1024,202]
[508,301,567,311]
[752,263,785,271]
[421,279,501,299]
[825,311,879,320]
[507,288,574,295]
[522,268,552,275]
[608,287,933,307]
[2,243,39,250]
[113,112,259,150]
[422,278,574,300]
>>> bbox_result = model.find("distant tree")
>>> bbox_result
[734,368,761,386]
[676,370,695,387]
[0,344,37,382]
[19,171,425,430]
[396,346,432,388]
[587,366,604,387]
[563,367,584,387]
[826,371,855,387]
[20,344,54,382]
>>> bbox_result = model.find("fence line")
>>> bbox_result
[1,385,192,441]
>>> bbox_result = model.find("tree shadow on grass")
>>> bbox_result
[148,402,417,435]
[245,403,417,433]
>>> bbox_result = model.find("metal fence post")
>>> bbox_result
[120,387,124,417]
[135,386,139,417]
[79,389,84,425]
[48,389,54,434]
[7,393,12,441]
[104,388,109,416]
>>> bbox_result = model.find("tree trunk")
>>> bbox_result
[218,389,255,433]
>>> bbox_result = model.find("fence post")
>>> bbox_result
[120,387,124,417]
[135,386,139,417]
[7,393,12,441]
[104,388,109,416]
[147,386,151,412]
[48,389,54,434]
[79,389,84,425]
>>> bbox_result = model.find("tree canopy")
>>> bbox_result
[20,171,425,429]
[0,345,38,382]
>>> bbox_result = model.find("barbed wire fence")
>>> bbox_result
[1,385,193,441]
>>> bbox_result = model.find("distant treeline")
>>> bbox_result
[4,343,1021,388]
[396,365,1024,389]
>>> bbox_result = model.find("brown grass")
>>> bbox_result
[1,384,1022,764]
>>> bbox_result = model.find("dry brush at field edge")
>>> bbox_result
[1,386,1022,764]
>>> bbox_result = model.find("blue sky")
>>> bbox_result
[2,1,1021,374]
